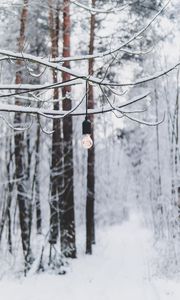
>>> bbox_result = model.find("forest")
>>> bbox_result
[0,0,180,299]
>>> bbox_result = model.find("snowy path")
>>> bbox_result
[0,214,180,300]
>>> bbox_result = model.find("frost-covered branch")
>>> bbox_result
[0,79,81,99]
[121,111,165,126]
[70,0,128,14]
[0,49,179,90]
[100,86,164,126]
[0,92,150,119]
[52,0,171,62]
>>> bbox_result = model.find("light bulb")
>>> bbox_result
[82,134,93,149]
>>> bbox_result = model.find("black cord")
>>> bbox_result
[85,80,88,120]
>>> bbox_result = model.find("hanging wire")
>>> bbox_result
[85,80,88,120]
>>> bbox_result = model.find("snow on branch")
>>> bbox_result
[112,63,180,87]
[70,0,128,14]
[52,0,171,62]
[100,86,164,127]
[0,92,150,119]
[52,46,154,63]
[0,79,81,99]
[121,112,165,126]
[0,49,179,91]
[0,0,170,70]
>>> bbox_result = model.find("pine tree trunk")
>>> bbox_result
[0,135,13,251]
[86,0,96,255]
[34,118,42,234]
[175,70,180,216]
[48,0,62,246]
[61,0,76,258]
[154,87,162,196]
[6,136,13,254]
[14,0,31,268]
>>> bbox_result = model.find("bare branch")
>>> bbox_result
[0,49,179,89]
[122,111,166,126]
[0,78,81,99]
[52,0,171,62]
[0,92,150,118]
[70,0,128,14]
[100,86,165,126]
[0,114,33,131]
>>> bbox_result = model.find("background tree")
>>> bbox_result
[14,0,32,272]
[86,0,96,255]
[61,0,76,258]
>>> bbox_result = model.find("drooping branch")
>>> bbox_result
[52,0,171,62]
[0,79,81,91]
[0,49,179,90]
[121,111,165,126]
[0,92,150,118]
[100,86,164,126]
[0,78,81,99]
[70,0,128,14]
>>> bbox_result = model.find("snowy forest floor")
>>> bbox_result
[0,213,180,300]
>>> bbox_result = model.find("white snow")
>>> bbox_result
[0,213,180,300]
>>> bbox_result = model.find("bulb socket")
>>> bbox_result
[82,118,91,135]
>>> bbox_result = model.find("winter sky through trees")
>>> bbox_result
[0,0,180,299]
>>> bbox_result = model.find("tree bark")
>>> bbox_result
[48,0,63,246]
[14,0,32,269]
[0,135,13,253]
[61,0,76,258]
[31,117,42,234]
[86,0,96,255]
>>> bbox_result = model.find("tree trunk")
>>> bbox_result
[14,0,31,269]
[32,117,42,234]
[86,0,96,255]
[48,0,63,246]
[0,135,13,252]
[61,0,76,258]
[6,136,13,254]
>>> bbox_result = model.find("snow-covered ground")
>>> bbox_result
[0,213,180,300]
